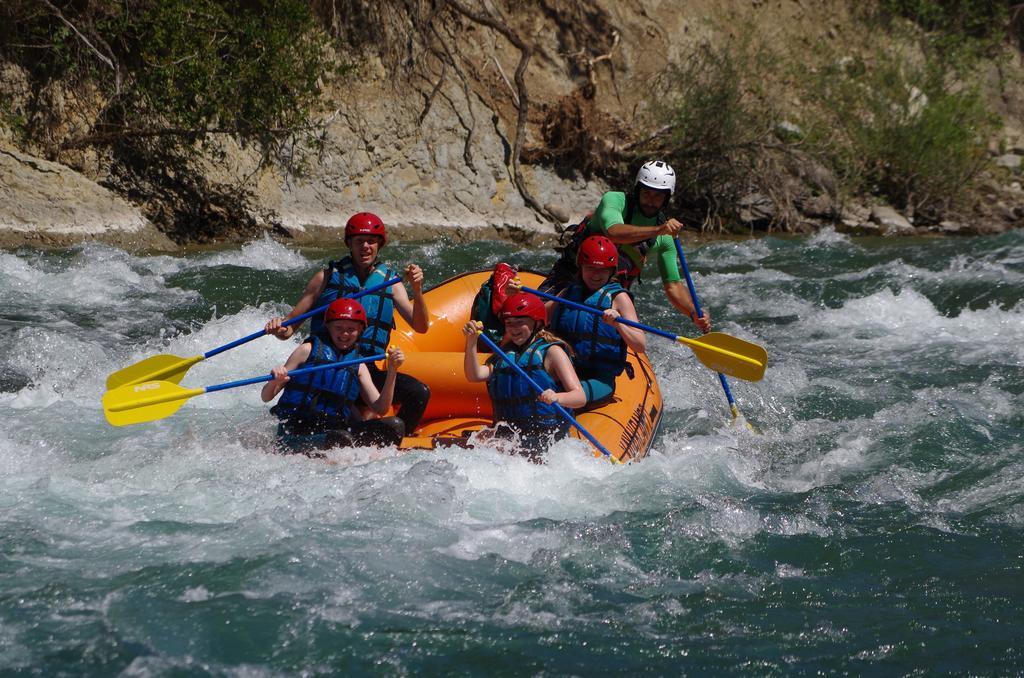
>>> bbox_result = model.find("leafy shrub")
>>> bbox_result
[877,0,1011,57]
[802,50,995,216]
[648,32,784,230]
[1,0,331,152]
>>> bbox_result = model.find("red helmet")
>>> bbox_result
[500,292,546,325]
[344,212,387,245]
[577,235,618,269]
[324,298,367,326]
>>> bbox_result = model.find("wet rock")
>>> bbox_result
[544,203,572,223]
[799,193,834,218]
[870,205,915,236]
[835,202,871,234]
[0,144,177,251]
[738,192,775,224]
[994,201,1024,222]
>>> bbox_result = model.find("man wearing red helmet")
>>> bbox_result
[548,235,646,405]
[462,293,585,457]
[262,298,407,453]
[540,160,710,333]
[264,212,430,434]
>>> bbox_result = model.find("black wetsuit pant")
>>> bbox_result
[366,364,430,434]
[493,421,570,462]
[277,415,406,456]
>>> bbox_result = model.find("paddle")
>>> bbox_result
[102,353,386,427]
[474,330,615,461]
[517,284,767,382]
[105,276,402,390]
[673,238,751,424]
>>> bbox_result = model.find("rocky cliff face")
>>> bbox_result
[2,0,1022,250]
[0,145,175,250]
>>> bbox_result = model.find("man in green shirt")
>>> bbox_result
[541,160,711,332]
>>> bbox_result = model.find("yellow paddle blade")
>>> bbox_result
[105,354,205,390]
[676,332,768,382]
[102,380,207,426]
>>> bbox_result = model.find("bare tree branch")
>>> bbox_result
[444,0,556,221]
[490,54,519,107]
[419,61,447,124]
[40,0,122,92]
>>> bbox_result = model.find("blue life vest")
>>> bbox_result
[487,338,568,429]
[551,281,628,376]
[271,334,362,423]
[311,256,397,354]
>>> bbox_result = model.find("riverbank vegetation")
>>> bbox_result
[647,2,1017,231]
[1,0,331,156]
[1,1,1021,243]
[1,0,338,241]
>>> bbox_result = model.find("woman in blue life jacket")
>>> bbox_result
[462,292,585,458]
[548,235,646,406]
[262,298,406,456]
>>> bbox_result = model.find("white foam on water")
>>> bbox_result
[2,237,1021,613]
[4,234,1024,674]
[0,247,197,314]
[186,234,311,272]
[698,237,774,267]
[832,258,933,283]
[0,250,42,288]
[699,268,806,319]
[0,423,62,487]
[795,287,1024,364]
[944,249,1024,285]
[404,240,452,264]
[5,326,110,403]
[806,225,853,247]
[780,433,872,492]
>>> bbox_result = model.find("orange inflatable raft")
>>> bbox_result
[390,271,663,463]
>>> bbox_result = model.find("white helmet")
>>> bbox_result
[635,160,676,195]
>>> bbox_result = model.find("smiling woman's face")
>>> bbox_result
[326,318,364,349]
[503,316,537,345]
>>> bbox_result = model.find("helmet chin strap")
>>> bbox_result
[528,323,544,344]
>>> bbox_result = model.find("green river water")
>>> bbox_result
[0,229,1021,674]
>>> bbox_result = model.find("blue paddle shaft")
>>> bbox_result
[673,238,738,409]
[476,332,612,458]
[673,239,703,318]
[204,353,387,393]
[203,276,402,359]
[519,285,677,341]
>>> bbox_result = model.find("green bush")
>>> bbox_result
[649,33,782,229]
[802,50,995,215]
[1,0,331,150]
[876,0,1011,45]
